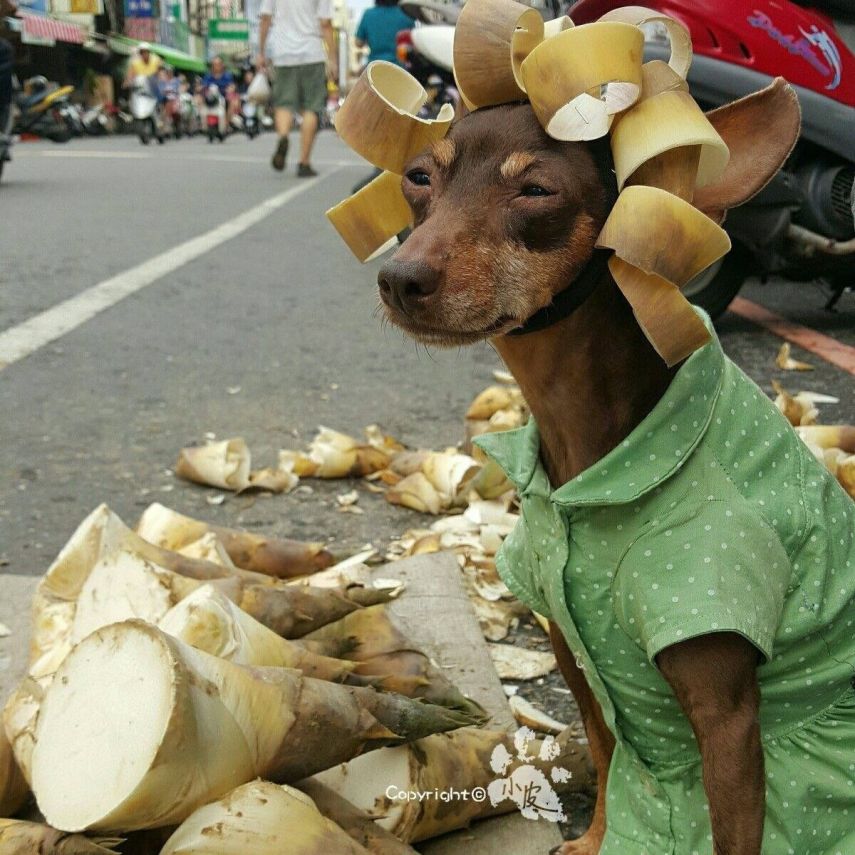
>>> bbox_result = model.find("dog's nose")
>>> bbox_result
[378,258,441,312]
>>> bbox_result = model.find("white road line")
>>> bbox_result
[38,150,153,159]
[0,169,340,370]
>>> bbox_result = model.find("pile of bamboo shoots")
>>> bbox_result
[0,488,590,854]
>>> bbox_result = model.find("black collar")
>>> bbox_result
[508,249,610,336]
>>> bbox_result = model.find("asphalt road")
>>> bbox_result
[0,131,853,698]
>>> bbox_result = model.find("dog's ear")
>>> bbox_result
[693,78,801,222]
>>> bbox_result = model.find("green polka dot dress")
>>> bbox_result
[475,318,855,855]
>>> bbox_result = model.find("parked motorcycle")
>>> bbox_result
[80,103,112,136]
[129,75,164,145]
[12,75,74,142]
[201,84,227,143]
[571,0,855,315]
[176,90,198,137]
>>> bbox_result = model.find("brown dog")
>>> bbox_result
[374,85,827,855]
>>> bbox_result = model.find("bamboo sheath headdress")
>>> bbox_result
[327,1,733,366]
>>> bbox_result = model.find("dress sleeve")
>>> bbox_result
[259,0,273,17]
[612,499,792,665]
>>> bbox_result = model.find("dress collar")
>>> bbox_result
[474,312,725,507]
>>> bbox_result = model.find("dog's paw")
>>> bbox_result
[549,833,603,855]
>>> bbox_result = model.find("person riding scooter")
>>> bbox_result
[201,56,239,130]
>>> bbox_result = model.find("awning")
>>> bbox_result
[20,11,86,44]
[108,34,207,73]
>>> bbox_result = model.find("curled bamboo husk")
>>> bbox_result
[175,439,251,490]
[598,5,692,78]
[0,819,120,854]
[327,171,412,263]
[297,779,419,855]
[158,584,359,682]
[607,257,711,366]
[386,472,443,515]
[543,15,573,37]
[596,185,729,364]
[596,185,731,284]
[30,620,479,833]
[611,89,729,193]
[312,727,593,843]
[160,781,371,855]
[452,0,544,109]
[136,502,334,579]
[520,22,644,141]
[335,62,454,174]
[0,729,29,816]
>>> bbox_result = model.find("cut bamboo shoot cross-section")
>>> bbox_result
[335,61,454,175]
[327,171,412,263]
[520,22,644,141]
[452,0,544,109]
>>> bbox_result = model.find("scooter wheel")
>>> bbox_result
[157,135,165,145]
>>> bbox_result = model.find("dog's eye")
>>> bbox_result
[520,184,553,197]
[407,170,431,187]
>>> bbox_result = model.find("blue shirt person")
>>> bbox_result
[355,0,415,66]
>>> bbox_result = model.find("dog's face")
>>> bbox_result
[377,103,614,346]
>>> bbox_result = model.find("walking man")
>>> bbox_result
[257,0,337,177]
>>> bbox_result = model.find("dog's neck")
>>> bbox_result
[492,270,676,489]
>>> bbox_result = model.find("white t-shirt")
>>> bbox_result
[260,0,333,67]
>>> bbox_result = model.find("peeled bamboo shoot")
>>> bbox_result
[31,621,481,833]
[160,781,371,855]
[136,502,333,579]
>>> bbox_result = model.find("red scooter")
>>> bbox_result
[571,0,855,315]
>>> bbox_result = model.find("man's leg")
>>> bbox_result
[295,62,326,176]
[270,67,296,172]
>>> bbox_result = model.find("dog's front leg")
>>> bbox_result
[548,622,614,855]
[657,633,764,855]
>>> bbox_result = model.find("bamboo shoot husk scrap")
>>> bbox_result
[280,426,395,479]
[0,729,28,816]
[160,781,372,855]
[607,257,711,366]
[385,472,443,515]
[452,0,544,109]
[301,605,486,717]
[772,381,819,426]
[508,695,568,735]
[465,385,523,420]
[520,22,644,141]
[312,727,593,843]
[30,621,481,833]
[297,779,418,855]
[326,171,413,263]
[775,341,814,371]
[158,585,359,682]
[335,62,453,175]
[837,456,855,498]
[598,5,692,78]
[136,502,334,579]
[610,89,729,192]
[0,820,120,854]
[796,425,855,453]
[175,439,251,490]
[488,643,556,680]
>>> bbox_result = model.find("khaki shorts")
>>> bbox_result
[272,62,326,114]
